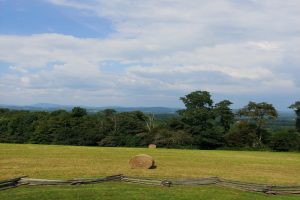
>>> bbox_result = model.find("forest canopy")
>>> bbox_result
[0,91,299,151]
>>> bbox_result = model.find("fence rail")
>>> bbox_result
[1,175,300,195]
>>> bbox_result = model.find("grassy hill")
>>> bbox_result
[0,143,300,200]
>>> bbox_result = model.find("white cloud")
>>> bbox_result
[0,0,300,108]
[247,42,281,51]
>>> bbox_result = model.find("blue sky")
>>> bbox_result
[0,0,299,110]
[0,0,113,37]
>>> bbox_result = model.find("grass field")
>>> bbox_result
[1,143,300,200]
[2,183,300,200]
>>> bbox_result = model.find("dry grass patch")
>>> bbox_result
[0,143,300,184]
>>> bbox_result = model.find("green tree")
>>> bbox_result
[154,129,193,148]
[0,108,9,114]
[116,111,146,146]
[71,107,87,118]
[47,110,72,145]
[225,121,258,148]
[95,109,116,134]
[269,129,300,151]
[103,109,118,134]
[144,113,155,133]
[289,101,300,132]
[178,91,214,133]
[6,111,39,143]
[214,100,234,133]
[178,91,223,149]
[238,101,278,147]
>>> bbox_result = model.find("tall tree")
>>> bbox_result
[103,109,118,134]
[238,101,278,147]
[289,101,300,132]
[178,91,214,133]
[214,100,234,133]
[178,91,223,149]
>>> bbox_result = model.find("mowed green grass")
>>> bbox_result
[2,183,300,200]
[1,143,300,200]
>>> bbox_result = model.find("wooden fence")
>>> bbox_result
[1,175,300,195]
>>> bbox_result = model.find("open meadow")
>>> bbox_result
[1,143,300,200]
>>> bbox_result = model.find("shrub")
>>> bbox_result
[225,122,257,148]
[269,129,300,151]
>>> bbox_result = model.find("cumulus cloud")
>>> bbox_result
[0,0,299,108]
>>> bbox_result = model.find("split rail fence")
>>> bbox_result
[1,174,300,195]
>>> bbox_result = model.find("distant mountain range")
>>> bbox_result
[0,103,180,114]
[0,103,295,117]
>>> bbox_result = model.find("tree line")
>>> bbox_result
[0,91,299,151]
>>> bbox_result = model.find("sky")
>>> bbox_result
[0,0,299,110]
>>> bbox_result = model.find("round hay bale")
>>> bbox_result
[148,144,156,149]
[129,154,155,169]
